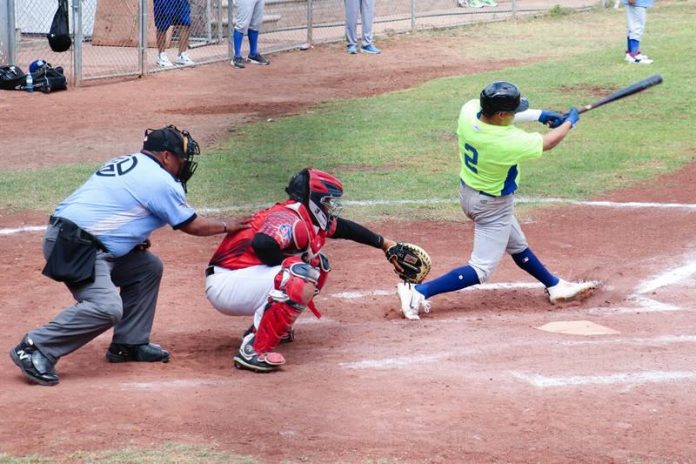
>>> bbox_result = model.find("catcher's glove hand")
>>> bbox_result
[385,242,432,284]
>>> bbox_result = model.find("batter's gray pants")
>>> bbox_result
[235,0,265,33]
[626,5,647,41]
[459,182,528,283]
[344,0,375,47]
[26,224,163,364]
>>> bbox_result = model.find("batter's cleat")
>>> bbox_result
[175,52,195,66]
[547,279,598,304]
[360,44,381,54]
[232,56,245,69]
[10,337,59,386]
[247,53,270,65]
[233,333,285,373]
[106,342,170,363]
[397,282,431,320]
[156,52,174,68]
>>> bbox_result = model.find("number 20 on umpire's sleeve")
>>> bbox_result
[464,143,479,174]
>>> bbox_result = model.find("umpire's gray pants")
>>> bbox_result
[344,0,375,47]
[459,182,528,283]
[26,224,163,364]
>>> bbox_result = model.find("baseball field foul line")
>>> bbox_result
[2,198,696,236]
[511,370,696,388]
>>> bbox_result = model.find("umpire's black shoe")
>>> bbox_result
[9,337,59,386]
[106,342,170,363]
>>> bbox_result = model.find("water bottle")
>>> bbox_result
[25,72,33,93]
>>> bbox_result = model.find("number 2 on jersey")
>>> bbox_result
[464,143,479,174]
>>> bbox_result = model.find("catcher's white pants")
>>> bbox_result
[205,264,281,327]
[458,182,528,283]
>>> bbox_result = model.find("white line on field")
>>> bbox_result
[511,370,696,388]
[560,335,696,346]
[339,353,450,369]
[3,198,695,236]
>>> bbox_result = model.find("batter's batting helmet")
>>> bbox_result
[286,168,343,231]
[480,81,529,115]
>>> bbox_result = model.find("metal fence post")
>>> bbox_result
[7,0,17,66]
[411,0,416,32]
[217,0,223,43]
[512,0,517,18]
[306,0,313,47]
[73,0,83,87]
[139,0,146,76]
[227,0,233,60]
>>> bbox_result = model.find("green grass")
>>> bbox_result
[1,1,694,224]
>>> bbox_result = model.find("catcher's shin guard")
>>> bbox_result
[253,257,319,354]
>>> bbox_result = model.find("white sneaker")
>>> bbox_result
[397,282,431,320]
[175,52,195,66]
[157,52,173,68]
[625,52,653,65]
[547,279,598,304]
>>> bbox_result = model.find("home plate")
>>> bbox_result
[537,320,620,336]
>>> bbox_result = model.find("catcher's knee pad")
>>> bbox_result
[272,257,320,307]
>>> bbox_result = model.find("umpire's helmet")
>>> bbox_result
[143,125,200,192]
[480,81,529,116]
[286,168,343,231]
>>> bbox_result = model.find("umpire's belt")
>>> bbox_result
[49,216,107,251]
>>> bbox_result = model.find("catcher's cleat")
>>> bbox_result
[106,342,170,363]
[397,282,431,320]
[10,337,59,386]
[547,279,598,304]
[233,333,285,373]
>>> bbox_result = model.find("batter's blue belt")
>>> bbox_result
[460,180,507,198]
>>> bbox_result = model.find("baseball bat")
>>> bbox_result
[576,74,663,114]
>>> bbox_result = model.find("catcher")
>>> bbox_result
[205,167,430,373]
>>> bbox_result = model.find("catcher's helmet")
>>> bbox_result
[480,81,529,115]
[286,168,343,231]
[143,125,200,192]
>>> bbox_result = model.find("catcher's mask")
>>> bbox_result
[143,125,200,192]
[286,168,344,231]
[480,81,529,116]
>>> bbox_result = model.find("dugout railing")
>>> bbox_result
[0,0,610,87]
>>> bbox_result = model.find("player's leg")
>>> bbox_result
[233,0,253,66]
[359,0,376,48]
[153,0,174,66]
[344,0,360,52]
[107,249,169,363]
[205,264,280,317]
[507,217,597,304]
[246,0,269,64]
[234,257,320,372]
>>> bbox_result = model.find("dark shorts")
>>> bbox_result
[154,0,192,31]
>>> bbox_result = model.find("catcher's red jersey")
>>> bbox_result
[209,200,334,270]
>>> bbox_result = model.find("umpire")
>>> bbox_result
[10,125,247,386]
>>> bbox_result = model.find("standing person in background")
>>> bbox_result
[9,126,248,386]
[396,81,598,320]
[344,0,380,54]
[623,0,654,64]
[154,0,195,67]
[231,0,270,69]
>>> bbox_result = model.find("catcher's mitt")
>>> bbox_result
[385,242,432,284]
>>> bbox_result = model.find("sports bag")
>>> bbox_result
[48,0,72,52]
[0,65,27,90]
[31,63,68,93]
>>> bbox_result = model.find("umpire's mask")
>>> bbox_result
[143,125,200,192]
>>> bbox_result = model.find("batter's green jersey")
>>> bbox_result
[457,99,544,196]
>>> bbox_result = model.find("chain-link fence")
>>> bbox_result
[1,0,607,86]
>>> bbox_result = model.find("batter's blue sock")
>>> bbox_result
[233,30,244,58]
[248,29,259,56]
[416,265,480,299]
[511,248,559,288]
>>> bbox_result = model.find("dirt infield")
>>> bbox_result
[2,14,696,464]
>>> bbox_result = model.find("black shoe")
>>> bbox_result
[232,333,284,373]
[232,56,245,69]
[9,337,59,386]
[247,53,270,65]
[242,324,294,344]
[106,342,170,363]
